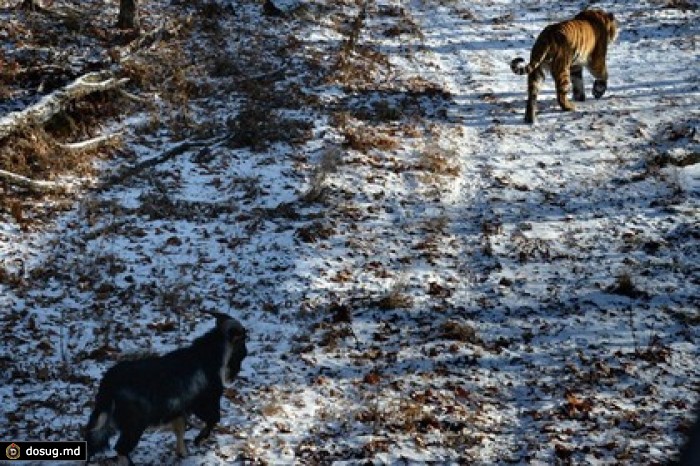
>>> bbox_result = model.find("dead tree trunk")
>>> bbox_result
[117,0,139,29]
[0,72,129,141]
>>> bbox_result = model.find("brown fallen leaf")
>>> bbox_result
[363,371,381,385]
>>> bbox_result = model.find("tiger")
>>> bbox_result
[510,9,619,123]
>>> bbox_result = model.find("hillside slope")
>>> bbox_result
[1,0,698,464]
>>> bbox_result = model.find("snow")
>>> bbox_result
[1,0,699,464]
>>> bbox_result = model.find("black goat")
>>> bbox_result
[678,405,700,466]
[85,312,247,465]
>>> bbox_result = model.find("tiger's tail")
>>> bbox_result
[511,41,551,75]
[510,57,528,74]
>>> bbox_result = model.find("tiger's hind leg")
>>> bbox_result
[552,60,575,112]
[525,67,545,124]
[588,59,609,99]
[571,66,585,102]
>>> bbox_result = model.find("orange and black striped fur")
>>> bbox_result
[510,9,619,123]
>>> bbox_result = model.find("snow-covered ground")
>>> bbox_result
[1,0,698,464]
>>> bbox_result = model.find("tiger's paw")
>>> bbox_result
[524,112,536,124]
[525,104,536,124]
[593,80,607,99]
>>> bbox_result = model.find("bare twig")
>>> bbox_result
[119,89,148,103]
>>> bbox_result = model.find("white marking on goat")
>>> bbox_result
[189,370,208,396]
[217,318,238,384]
[168,370,208,411]
[93,412,108,431]
[167,397,181,411]
[220,341,233,385]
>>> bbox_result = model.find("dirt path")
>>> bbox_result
[396,1,700,463]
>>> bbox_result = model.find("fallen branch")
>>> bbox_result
[0,72,129,141]
[59,132,123,153]
[232,62,288,84]
[0,169,74,194]
[96,134,228,191]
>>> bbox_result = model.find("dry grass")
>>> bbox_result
[0,126,107,182]
[382,399,430,433]
[343,125,400,153]
[417,146,461,177]
[510,231,551,264]
[357,98,403,122]
[607,272,649,299]
[335,112,401,153]
[330,45,392,90]
[326,2,393,89]
[375,281,414,310]
[226,103,314,152]
[296,222,336,243]
[381,8,423,39]
[121,43,203,136]
[261,402,285,417]
[441,320,480,344]
[661,0,698,10]
[404,76,453,100]
[319,324,355,349]
[357,393,448,436]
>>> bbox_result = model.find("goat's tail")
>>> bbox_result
[84,387,115,460]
